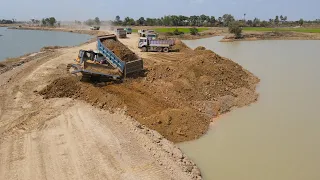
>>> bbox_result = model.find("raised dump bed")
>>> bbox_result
[97,34,143,76]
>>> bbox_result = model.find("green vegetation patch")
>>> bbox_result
[132,27,209,33]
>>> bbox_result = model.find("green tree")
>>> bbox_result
[229,22,242,38]
[94,17,101,25]
[137,17,145,25]
[199,14,209,26]
[269,19,274,24]
[222,14,235,27]
[218,17,223,26]
[209,16,216,26]
[189,16,199,26]
[189,27,199,35]
[85,19,95,26]
[253,17,261,27]
[162,16,171,26]
[41,18,46,26]
[260,21,269,27]
[123,17,135,26]
[47,17,56,26]
[299,18,304,26]
[280,15,287,23]
[275,16,280,25]
[115,16,120,22]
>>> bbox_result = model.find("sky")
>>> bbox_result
[1,0,319,21]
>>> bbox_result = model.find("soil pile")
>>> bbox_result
[172,40,190,51]
[40,77,81,99]
[40,42,259,143]
[194,46,206,51]
[102,39,138,62]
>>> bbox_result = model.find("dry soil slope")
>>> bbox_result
[0,43,198,180]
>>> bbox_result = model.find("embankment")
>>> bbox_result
[6,25,106,36]
[40,40,260,143]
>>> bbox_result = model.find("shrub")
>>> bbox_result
[189,27,199,35]
[173,29,184,35]
[165,32,174,36]
[228,22,243,39]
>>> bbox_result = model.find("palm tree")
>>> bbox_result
[244,13,246,21]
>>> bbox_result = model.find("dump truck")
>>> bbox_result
[115,28,127,38]
[138,29,156,37]
[138,37,175,52]
[124,27,132,34]
[67,34,143,82]
[90,26,100,30]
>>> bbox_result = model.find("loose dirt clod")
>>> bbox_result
[40,41,259,143]
[195,46,206,51]
[102,39,138,62]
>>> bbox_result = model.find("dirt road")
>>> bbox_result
[0,43,200,179]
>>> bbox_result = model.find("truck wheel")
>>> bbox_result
[163,47,169,53]
[142,47,147,52]
[157,47,163,52]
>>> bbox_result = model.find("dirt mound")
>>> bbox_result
[195,46,206,51]
[102,39,138,62]
[39,77,81,99]
[40,41,259,143]
[172,40,190,51]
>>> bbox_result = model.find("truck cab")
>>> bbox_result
[138,29,156,37]
[146,33,157,40]
[90,26,100,30]
[124,27,132,34]
[115,28,127,38]
[138,37,148,49]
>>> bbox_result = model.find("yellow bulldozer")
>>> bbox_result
[67,50,121,82]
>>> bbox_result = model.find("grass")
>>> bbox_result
[132,27,209,33]
[243,27,320,33]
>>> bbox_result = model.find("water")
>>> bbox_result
[180,37,320,180]
[0,27,92,61]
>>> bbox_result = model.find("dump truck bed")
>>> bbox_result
[97,35,143,76]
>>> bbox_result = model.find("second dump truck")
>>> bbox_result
[115,28,127,38]
[138,37,175,52]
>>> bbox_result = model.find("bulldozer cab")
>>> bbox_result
[77,50,95,63]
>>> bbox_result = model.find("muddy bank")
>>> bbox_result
[0,47,62,75]
[40,44,259,143]
[221,31,320,42]
[7,25,106,36]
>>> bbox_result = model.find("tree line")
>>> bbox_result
[0,19,16,24]
[112,14,320,27]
